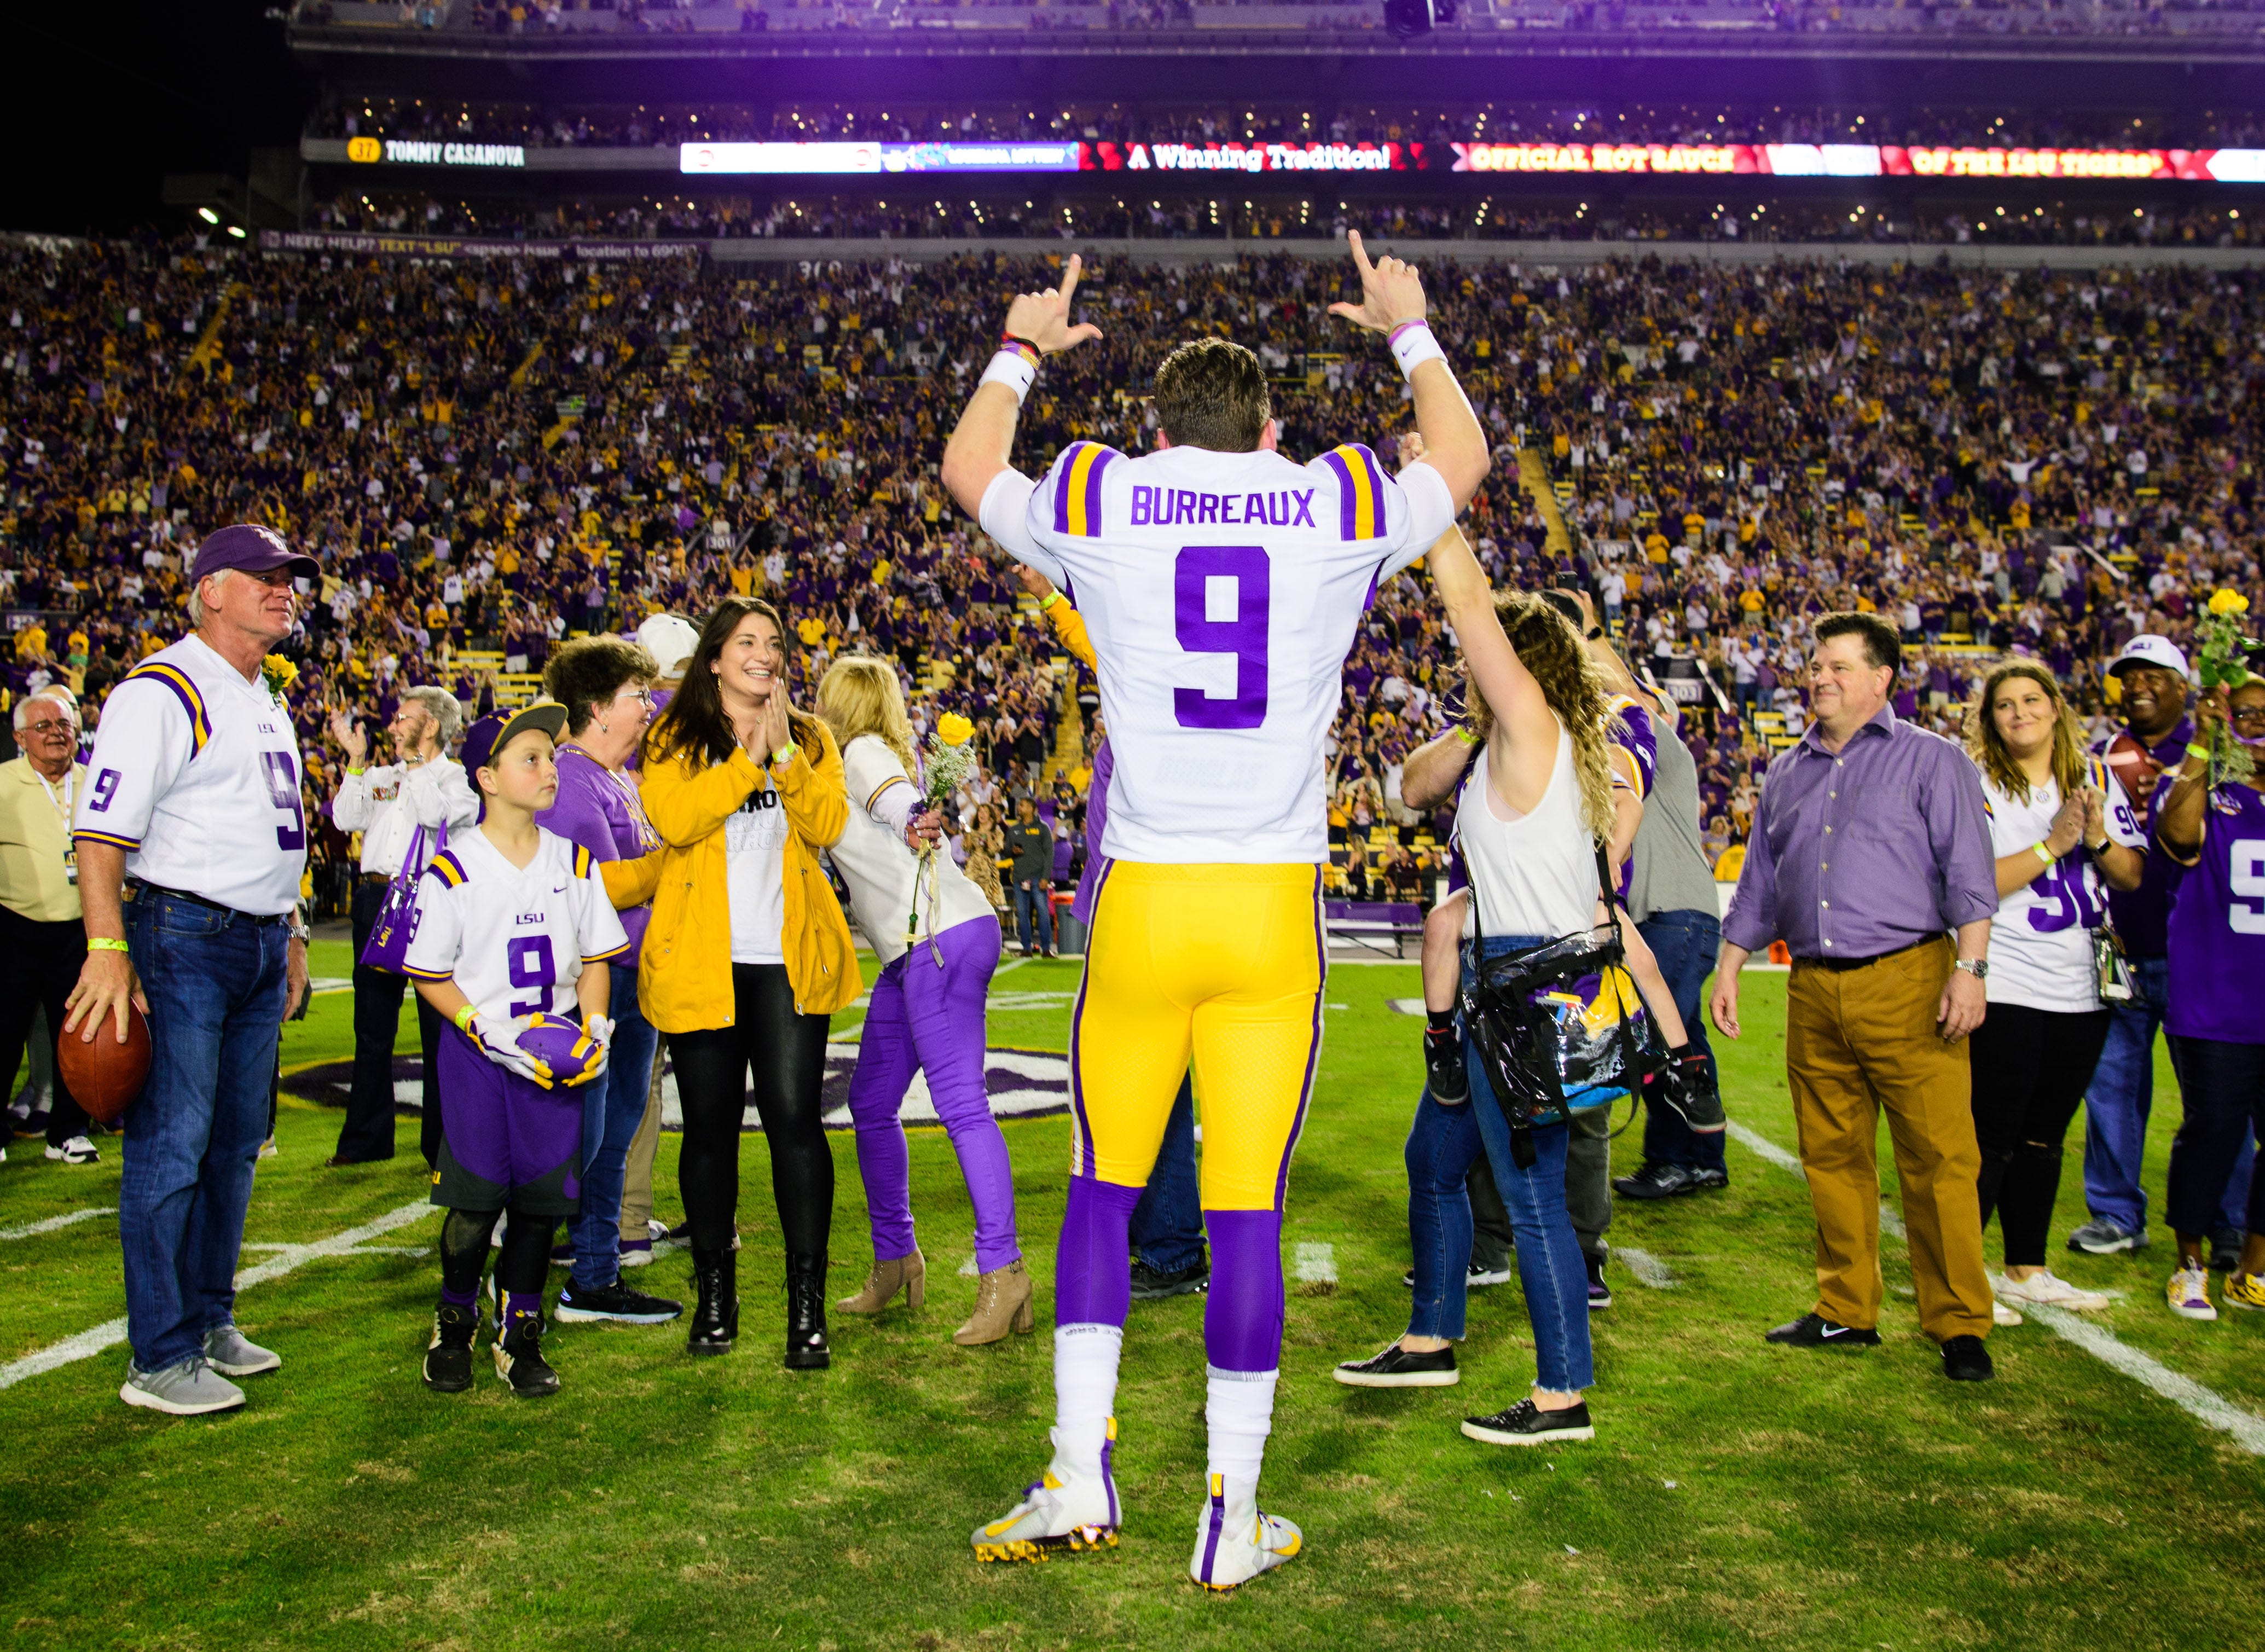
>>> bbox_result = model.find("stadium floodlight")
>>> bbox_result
[197,207,219,224]
[227,225,247,239]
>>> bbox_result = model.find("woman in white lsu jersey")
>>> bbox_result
[1963,661,2146,1315]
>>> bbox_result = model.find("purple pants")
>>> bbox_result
[844,914,1021,1273]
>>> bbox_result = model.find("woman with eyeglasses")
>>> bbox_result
[534,637,679,1329]
[2156,675,2265,1321]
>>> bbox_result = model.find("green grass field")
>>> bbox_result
[3,945,2262,1650]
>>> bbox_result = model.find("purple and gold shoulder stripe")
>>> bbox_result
[1051,442,1120,538]
[123,663,212,756]
[425,850,469,889]
[1319,443,1387,541]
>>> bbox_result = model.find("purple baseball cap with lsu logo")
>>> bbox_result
[189,524,320,583]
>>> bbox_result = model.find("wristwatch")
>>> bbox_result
[287,922,312,943]
[1953,958,1988,980]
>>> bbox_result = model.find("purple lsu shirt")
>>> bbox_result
[2164,780,2265,1045]
[534,744,661,963]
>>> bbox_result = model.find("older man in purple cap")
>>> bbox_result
[65,524,319,1416]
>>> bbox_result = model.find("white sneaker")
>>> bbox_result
[120,1356,246,1416]
[1991,1296,2025,1328]
[1190,1474,1302,1591]
[45,1135,99,1165]
[204,1324,282,1377]
[1996,1271,2112,1313]
[970,1422,1121,1563]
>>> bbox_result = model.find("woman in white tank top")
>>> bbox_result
[1334,526,1704,1451]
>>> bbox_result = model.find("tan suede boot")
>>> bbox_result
[954,1258,1036,1346]
[837,1248,926,1314]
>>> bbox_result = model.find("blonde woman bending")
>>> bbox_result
[818,658,1030,1346]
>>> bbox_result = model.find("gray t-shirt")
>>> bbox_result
[1627,709,1721,923]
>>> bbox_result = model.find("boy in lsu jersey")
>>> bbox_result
[941,241,1489,1588]
[402,703,627,1398]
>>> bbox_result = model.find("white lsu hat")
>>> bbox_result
[636,613,701,680]
[2107,635,2191,680]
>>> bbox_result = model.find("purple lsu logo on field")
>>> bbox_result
[1128,484,1316,530]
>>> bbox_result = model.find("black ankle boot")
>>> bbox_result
[785,1251,830,1370]
[686,1245,738,1357]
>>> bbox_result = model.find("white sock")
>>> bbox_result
[1052,1323,1123,1476]
[1204,1365,1279,1491]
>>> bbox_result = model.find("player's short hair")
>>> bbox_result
[1152,338,1271,453]
[399,685,464,748]
[1814,611,1902,676]
[544,636,659,737]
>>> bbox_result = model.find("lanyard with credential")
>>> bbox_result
[36,768,78,884]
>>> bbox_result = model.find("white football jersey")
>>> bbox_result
[1982,758,2144,1013]
[831,733,996,965]
[401,825,630,1019]
[74,634,309,916]
[982,440,1456,863]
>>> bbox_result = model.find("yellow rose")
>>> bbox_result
[2208,587,2251,616]
[260,654,299,696]
[937,713,975,747]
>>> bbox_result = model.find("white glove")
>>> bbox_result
[470,1010,554,1089]
[565,1015,614,1088]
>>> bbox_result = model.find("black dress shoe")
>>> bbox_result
[1422,1024,1468,1103]
[1764,1312,1881,1348]
[1334,1341,1459,1388]
[1613,1161,1700,1201]
[1940,1335,1995,1383]
[1128,1259,1210,1300]
[1461,1398,1594,1445]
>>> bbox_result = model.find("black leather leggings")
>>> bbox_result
[671,963,833,1254]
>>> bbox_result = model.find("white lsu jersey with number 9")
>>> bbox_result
[73,634,310,916]
[401,827,629,1019]
[982,439,1456,863]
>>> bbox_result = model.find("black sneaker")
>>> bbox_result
[1402,1261,1514,1290]
[1422,1024,1468,1103]
[1334,1341,1460,1388]
[2211,1227,2244,1274]
[1763,1312,1880,1348]
[555,1279,684,1324]
[1128,1259,1210,1301]
[1940,1335,1995,1383]
[1687,1167,1729,1192]
[494,1315,561,1397]
[1461,1398,1594,1446]
[422,1302,479,1393]
[1612,1161,1702,1201]
[1585,1254,1613,1311]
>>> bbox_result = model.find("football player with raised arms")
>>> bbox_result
[940,239,1488,1589]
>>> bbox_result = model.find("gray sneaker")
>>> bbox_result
[120,1357,246,1416]
[2067,1216,2150,1255]
[204,1324,282,1377]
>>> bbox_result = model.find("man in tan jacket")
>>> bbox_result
[0,688,96,1163]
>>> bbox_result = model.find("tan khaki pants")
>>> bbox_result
[620,1033,667,1242]
[1785,937,1993,1342]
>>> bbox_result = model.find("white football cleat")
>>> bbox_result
[971,1422,1121,1563]
[1190,1473,1302,1591]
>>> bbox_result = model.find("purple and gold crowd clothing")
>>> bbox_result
[1723,705,1998,961]
[535,743,663,964]
[2164,780,2265,1046]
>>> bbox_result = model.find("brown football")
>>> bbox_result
[59,1004,153,1126]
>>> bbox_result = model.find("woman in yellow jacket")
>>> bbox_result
[636,596,862,1369]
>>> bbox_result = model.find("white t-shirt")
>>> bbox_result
[1454,726,1600,942]
[725,778,788,964]
[1982,758,2144,1013]
[401,825,629,1017]
[74,634,308,915]
[831,734,995,966]
[982,438,1457,864]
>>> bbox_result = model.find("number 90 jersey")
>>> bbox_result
[402,826,630,1019]
[983,440,1457,864]
[73,634,310,917]
[1980,758,2143,1013]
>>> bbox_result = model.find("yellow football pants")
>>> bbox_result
[1068,862,1325,1212]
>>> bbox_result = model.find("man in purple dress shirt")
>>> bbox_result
[1711,612,2003,1383]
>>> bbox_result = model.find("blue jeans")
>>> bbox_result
[1637,908,1726,1173]
[1404,935,1594,1393]
[1013,881,1055,954]
[571,963,661,1290]
[1129,1074,1203,1273]
[118,892,289,1372]
[2084,956,2255,1231]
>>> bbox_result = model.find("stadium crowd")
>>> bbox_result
[1,232,2260,924]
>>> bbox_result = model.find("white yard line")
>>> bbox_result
[0,1207,115,1242]
[1725,1115,2265,1457]
[1617,1247,1678,1290]
[0,1198,435,1392]
[1294,1242,1338,1285]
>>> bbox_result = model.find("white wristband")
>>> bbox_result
[1388,320,1446,379]
[978,348,1038,406]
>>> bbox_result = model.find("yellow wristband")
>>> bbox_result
[346,766,366,776]
[454,1004,478,1033]
[2187,743,2212,763]
[771,741,799,771]
[1453,727,1482,746]
[2032,841,2055,866]
[88,937,130,954]
[1040,590,1061,610]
